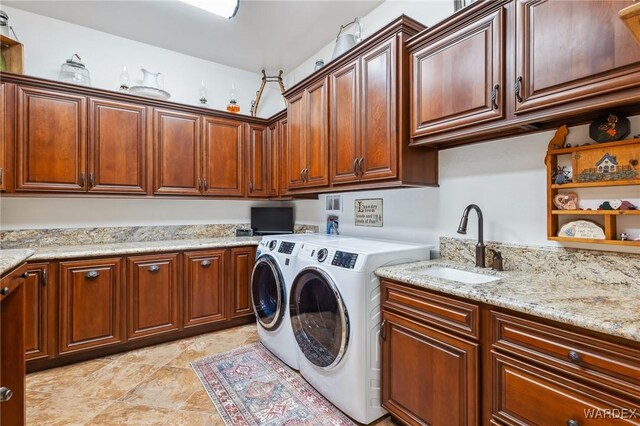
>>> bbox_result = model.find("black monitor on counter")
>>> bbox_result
[251,207,294,235]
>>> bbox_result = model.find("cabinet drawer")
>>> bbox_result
[492,312,640,398]
[382,280,479,339]
[492,353,640,425]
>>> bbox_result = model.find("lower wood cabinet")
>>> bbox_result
[127,253,180,340]
[229,246,256,319]
[183,249,227,328]
[24,263,51,361]
[58,258,125,355]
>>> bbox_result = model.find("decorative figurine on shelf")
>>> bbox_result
[589,113,630,143]
[199,80,208,106]
[119,65,129,92]
[598,200,637,210]
[620,232,629,241]
[327,215,340,235]
[552,166,572,184]
[553,192,579,210]
[227,82,240,113]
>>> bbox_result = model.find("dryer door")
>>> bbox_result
[251,255,285,331]
[290,266,349,369]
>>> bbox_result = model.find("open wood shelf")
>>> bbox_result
[545,126,640,248]
[551,210,640,215]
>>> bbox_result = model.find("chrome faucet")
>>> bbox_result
[457,204,486,268]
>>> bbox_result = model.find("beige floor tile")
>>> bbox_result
[87,403,223,426]
[115,339,193,367]
[26,393,114,426]
[179,389,215,413]
[121,366,203,409]
[243,332,260,344]
[166,338,242,368]
[69,360,159,400]
[25,390,51,409]
[44,358,112,377]
[26,370,83,395]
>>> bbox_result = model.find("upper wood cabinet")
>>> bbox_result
[514,0,640,113]
[202,116,244,197]
[267,119,281,197]
[16,86,87,192]
[331,59,361,184]
[246,123,268,197]
[411,8,505,137]
[153,108,202,196]
[88,99,147,194]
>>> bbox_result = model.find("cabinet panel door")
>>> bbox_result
[229,247,256,319]
[331,59,361,184]
[360,38,399,182]
[247,123,268,198]
[267,121,279,197]
[381,312,479,426]
[202,117,244,197]
[153,109,201,195]
[16,86,87,192]
[184,250,226,328]
[286,93,306,189]
[59,258,123,354]
[24,263,50,361]
[89,99,147,194]
[127,253,180,340]
[411,9,505,137]
[305,77,330,188]
[515,0,640,113]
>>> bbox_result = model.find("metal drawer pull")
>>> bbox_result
[515,76,523,103]
[42,269,47,287]
[0,287,9,296]
[89,172,94,187]
[567,420,579,426]
[198,178,203,191]
[380,320,387,341]
[352,158,358,175]
[203,179,208,191]
[358,157,364,175]
[491,84,499,110]
[567,350,581,363]
[20,272,29,279]
[84,270,99,279]
[201,260,212,267]
[0,387,12,402]
[80,172,85,188]
[148,265,160,272]
[249,180,254,193]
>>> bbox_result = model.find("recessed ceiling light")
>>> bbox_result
[179,0,239,19]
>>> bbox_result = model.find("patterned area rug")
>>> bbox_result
[191,343,356,426]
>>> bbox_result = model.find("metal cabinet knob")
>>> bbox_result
[20,272,29,279]
[201,260,212,267]
[84,270,99,279]
[0,287,9,296]
[567,419,579,426]
[148,265,160,272]
[568,350,581,363]
[0,387,13,402]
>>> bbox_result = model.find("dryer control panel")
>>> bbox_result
[331,251,358,269]
[278,241,295,254]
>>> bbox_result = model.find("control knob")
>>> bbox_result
[268,240,278,251]
[317,248,328,263]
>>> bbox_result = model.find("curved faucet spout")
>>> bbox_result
[457,204,486,267]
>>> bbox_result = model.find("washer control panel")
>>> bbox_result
[278,241,295,255]
[331,251,358,269]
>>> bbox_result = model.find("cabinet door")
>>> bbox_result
[184,250,226,328]
[89,99,147,194]
[127,253,180,340]
[360,38,399,181]
[286,92,306,189]
[267,121,279,197]
[515,0,640,113]
[59,258,123,354]
[153,109,201,195]
[331,59,361,184]
[381,312,479,426]
[304,77,330,188]
[246,123,268,198]
[24,263,50,361]
[16,86,87,192]
[411,9,505,137]
[229,246,256,319]
[202,116,244,197]
[0,83,6,192]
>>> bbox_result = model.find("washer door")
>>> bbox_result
[251,255,285,331]
[290,267,349,369]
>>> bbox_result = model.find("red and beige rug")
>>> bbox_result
[191,343,356,426]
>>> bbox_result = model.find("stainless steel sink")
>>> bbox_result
[416,266,500,284]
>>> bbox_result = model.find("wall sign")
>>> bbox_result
[354,198,383,227]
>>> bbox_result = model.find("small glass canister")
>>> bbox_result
[58,54,91,86]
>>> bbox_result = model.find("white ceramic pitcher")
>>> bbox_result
[141,68,163,89]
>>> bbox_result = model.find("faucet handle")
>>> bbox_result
[490,249,504,271]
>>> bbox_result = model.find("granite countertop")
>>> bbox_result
[27,236,262,261]
[0,249,35,276]
[375,259,640,343]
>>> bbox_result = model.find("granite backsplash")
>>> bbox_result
[0,223,320,249]
[440,237,640,285]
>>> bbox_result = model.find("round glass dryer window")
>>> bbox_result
[251,255,285,330]
[290,267,349,369]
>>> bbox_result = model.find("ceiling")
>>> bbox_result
[5,0,383,73]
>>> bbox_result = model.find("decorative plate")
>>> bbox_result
[558,220,605,239]
[129,85,171,100]
[589,114,629,143]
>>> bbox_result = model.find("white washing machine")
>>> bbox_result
[251,234,354,370]
[289,237,432,424]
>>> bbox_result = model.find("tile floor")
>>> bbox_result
[26,324,397,426]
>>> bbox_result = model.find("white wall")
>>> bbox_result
[3,5,284,117]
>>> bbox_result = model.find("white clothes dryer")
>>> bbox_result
[289,237,431,423]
